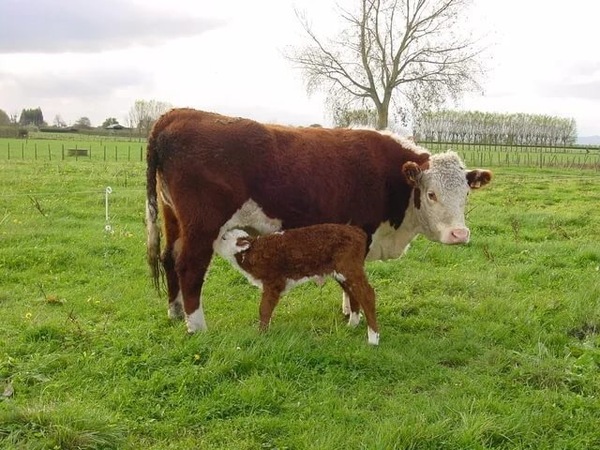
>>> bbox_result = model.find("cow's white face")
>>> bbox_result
[404,151,492,245]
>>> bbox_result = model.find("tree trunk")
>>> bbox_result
[376,106,388,130]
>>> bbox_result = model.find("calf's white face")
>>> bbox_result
[215,229,251,258]
[404,151,491,245]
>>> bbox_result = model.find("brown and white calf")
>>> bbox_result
[215,224,380,345]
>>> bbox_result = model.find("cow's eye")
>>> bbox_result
[427,191,437,202]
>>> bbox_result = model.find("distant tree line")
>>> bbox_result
[19,107,46,127]
[0,99,173,138]
[414,110,578,146]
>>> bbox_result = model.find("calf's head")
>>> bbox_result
[403,151,492,244]
[214,228,252,259]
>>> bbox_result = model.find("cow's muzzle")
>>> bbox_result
[443,227,470,244]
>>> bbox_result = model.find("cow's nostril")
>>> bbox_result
[451,228,470,241]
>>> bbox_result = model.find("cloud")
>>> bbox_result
[0,67,152,100]
[541,80,600,101]
[537,62,600,100]
[0,0,222,54]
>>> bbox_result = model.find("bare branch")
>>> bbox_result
[286,0,486,129]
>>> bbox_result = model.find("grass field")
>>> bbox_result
[1,143,600,449]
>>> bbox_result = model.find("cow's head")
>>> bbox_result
[402,151,492,244]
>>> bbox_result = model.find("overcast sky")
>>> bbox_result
[0,0,598,136]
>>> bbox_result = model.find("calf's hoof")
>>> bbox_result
[347,312,361,327]
[367,328,380,346]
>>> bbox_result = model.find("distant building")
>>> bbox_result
[105,123,125,130]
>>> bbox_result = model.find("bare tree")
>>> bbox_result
[53,115,66,128]
[128,99,172,136]
[286,0,485,130]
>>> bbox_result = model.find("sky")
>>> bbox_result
[0,0,598,137]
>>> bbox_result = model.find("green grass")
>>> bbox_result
[1,152,600,448]
[0,137,146,162]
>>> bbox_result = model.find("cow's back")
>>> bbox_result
[149,108,427,233]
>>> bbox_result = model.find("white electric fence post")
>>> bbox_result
[104,186,113,233]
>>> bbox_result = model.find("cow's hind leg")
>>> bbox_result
[176,230,217,333]
[161,205,184,320]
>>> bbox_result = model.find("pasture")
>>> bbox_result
[1,139,599,449]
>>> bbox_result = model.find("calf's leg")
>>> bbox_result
[342,271,379,345]
[341,291,352,316]
[259,283,284,331]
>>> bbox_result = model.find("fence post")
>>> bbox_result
[48,143,51,161]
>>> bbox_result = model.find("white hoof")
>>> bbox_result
[347,312,361,327]
[168,292,185,319]
[341,292,352,316]
[367,327,379,345]
[168,302,184,320]
[186,308,207,333]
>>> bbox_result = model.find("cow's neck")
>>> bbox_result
[366,193,420,261]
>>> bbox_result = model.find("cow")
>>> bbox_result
[146,108,492,333]
[215,224,379,344]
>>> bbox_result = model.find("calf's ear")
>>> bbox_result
[236,237,252,251]
[466,169,492,189]
[402,161,422,186]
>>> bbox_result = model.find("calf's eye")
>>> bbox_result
[427,192,437,202]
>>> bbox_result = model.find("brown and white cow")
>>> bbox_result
[146,108,492,333]
[215,224,379,344]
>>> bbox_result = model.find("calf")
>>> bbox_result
[215,223,380,345]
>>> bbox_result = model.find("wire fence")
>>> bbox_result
[417,141,600,171]
[1,137,600,170]
[0,140,146,162]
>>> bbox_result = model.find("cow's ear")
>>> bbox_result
[466,169,492,189]
[236,237,251,251]
[402,161,422,186]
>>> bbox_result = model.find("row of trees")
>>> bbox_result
[0,100,172,136]
[414,110,578,146]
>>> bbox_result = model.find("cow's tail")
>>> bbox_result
[146,130,162,291]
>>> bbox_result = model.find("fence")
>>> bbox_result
[419,141,600,170]
[1,137,600,170]
[0,140,146,162]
